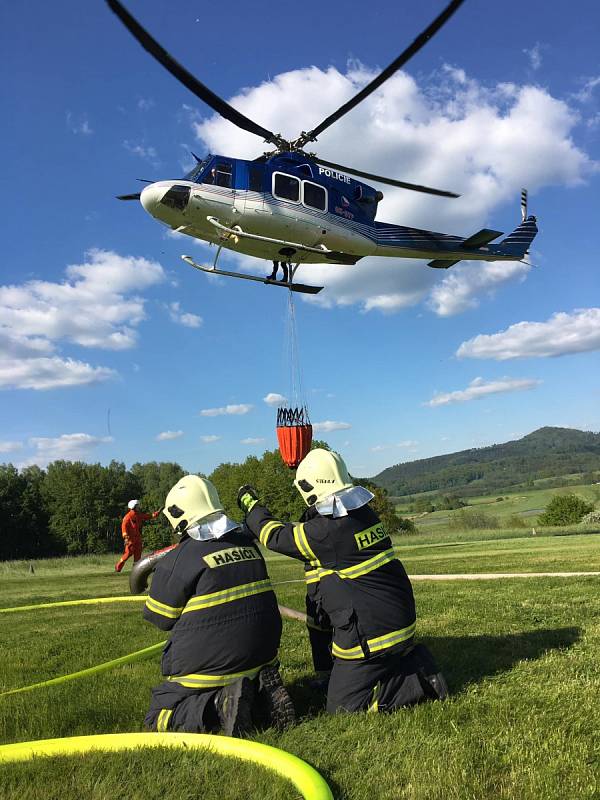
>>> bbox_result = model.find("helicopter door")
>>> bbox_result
[203,161,237,216]
[247,164,265,214]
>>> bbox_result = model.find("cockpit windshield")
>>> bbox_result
[184,155,211,183]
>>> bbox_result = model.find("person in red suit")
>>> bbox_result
[115,499,160,573]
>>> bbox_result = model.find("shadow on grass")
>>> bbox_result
[427,626,580,693]
[287,626,581,716]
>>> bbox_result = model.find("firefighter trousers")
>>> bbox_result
[326,642,447,714]
[144,670,281,733]
[305,587,333,673]
[115,537,142,572]
[145,682,220,733]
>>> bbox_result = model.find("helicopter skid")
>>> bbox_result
[181,255,323,294]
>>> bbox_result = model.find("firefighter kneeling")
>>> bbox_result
[238,449,448,714]
[144,475,295,736]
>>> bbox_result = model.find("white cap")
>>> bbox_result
[128,499,139,510]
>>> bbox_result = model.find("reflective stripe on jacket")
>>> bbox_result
[246,503,416,661]
[144,529,282,682]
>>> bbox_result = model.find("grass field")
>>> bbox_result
[396,481,600,531]
[1,531,599,799]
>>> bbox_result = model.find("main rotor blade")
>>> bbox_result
[301,0,466,145]
[315,157,459,198]
[106,0,279,144]
[116,192,141,201]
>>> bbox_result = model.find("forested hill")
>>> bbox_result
[372,427,600,497]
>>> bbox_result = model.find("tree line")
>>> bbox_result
[0,443,409,561]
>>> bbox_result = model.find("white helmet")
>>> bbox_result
[294,448,353,506]
[128,499,139,510]
[163,475,224,534]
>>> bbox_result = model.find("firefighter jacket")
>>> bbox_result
[144,528,282,689]
[121,509,155,542]
[246,502,416,661]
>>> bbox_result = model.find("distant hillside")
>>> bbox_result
[372,427,600,498]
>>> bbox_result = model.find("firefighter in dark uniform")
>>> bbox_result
[238,449,448,714]
[144,475,295,736]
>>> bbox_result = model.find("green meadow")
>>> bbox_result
[1,529,599,799]
[396,481,600,531]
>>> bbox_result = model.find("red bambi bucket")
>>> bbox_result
[276,407,312,468]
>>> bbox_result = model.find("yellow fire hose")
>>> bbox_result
[0,732,333,800]
[0,595,145,614]
[0,640,165,697]
[0,596,331,799]
[0,597,306,697]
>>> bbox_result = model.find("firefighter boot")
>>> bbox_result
[259,665,296,730]
[413,643,449,700]
[215,677,256,736]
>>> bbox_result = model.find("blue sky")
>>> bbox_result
[2,0,599,477]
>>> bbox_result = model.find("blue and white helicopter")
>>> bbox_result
[111,0,538,295]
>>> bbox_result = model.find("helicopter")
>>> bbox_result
[110,0,538,295]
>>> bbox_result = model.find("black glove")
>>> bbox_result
[237,484,259,513]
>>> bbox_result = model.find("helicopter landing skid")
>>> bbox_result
[181,255,324,294]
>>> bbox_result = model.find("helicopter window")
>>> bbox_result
[298,164,313,177]
[273,173,300,203]
[214,163,232,188]
[302,181,327,211]
[184,159,209,183]
[248,166,263,192]
[160,185,191,211]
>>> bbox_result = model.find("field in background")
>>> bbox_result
[1,530,599,799]
[395,480,600,531]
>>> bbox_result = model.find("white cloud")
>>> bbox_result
[137,97,155,111]
[123,140,159,162]
[241,437,266,445]
[200,435,221,443]
[156,430,183,441]
[21,433,113,467]
[0,357,116,391]
[427,260,530,317]
[0,441,23,454]
[263,392,287,406]
[574,76,600,103]
[0,249,164,350]
[0,249,164,390]
[313,420,352,432]
[371,439,418,453]
[192,63,594,313]
[523,43,543,71]
[66,111,93,135]
[425,376,541,407]
[457,308,600,360]
[200,404,253,417]
[167,301,202,328]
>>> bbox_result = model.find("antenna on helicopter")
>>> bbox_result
[106,0,465,199]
